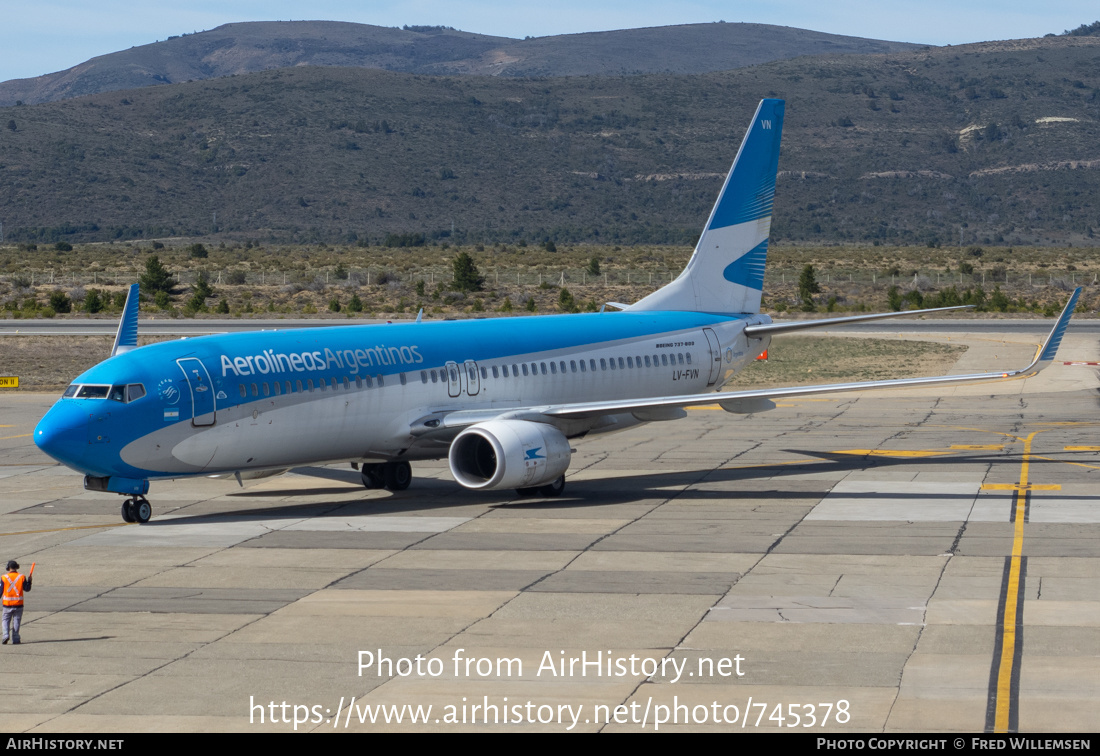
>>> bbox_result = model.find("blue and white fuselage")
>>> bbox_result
[37,310,766,482]
[33,98,1080,522]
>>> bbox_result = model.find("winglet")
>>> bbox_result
[111,283,140,357]
[416,308,424,324]
[1028,286,1080,372]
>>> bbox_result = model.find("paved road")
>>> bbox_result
[0,329,1097,732]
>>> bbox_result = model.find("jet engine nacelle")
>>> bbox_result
[449,420,571,491]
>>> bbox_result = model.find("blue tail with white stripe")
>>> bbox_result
[630,98,784,315]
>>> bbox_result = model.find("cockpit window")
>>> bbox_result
[65,383,146,402]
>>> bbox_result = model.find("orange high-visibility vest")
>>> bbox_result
[1,572,25,606]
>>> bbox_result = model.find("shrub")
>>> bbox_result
[49,290,72,313]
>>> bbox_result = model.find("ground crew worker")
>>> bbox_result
[2,560,31,645]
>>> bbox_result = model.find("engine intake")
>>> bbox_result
[449,420,571,491]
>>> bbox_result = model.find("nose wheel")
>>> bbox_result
[121,496,152,524]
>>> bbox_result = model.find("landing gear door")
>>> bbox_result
[464,360,480,396]
[177,358,216,426]
[445,361,461,398]
[702,328,722,387]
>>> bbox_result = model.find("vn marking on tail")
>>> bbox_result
[761,120,772,129]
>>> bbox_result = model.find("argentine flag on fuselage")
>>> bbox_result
[630,99,784,315]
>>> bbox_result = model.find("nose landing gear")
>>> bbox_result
[121,496,152,524]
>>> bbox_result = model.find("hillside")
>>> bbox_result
[1,34,1099,246]
[0,21,921,107]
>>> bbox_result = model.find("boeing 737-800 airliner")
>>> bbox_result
[33,99,1081,523]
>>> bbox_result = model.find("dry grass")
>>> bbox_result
[726,335,966,388]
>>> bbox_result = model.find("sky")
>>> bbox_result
[1,0,1097,83]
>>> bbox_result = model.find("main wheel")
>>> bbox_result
[361,465,386,489]
[121,499,136,523]
[537,475,566,497]
[133,497,152,524]
[384,461,412,491]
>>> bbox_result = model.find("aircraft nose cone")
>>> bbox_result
[35,402,88,469]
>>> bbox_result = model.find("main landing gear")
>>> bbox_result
[360,461,412,492]
[516,475,566,498]
[121,496,152,524]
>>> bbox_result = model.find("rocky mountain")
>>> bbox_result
[0,20,922,107]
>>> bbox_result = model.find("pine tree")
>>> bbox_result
[452,252,483,292]
[140,255,173,294]
[798,264,821,311]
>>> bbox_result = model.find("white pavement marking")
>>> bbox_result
[1028,497,1100,523]
[807,481,981,521]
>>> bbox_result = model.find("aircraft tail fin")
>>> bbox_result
[629,98,784,315]
[111,283,140,357]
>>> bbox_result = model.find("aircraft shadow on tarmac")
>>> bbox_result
[112,449,1099,525]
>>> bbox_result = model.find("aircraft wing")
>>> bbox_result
[538,288,1080,420]
[411,289,1079,435]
